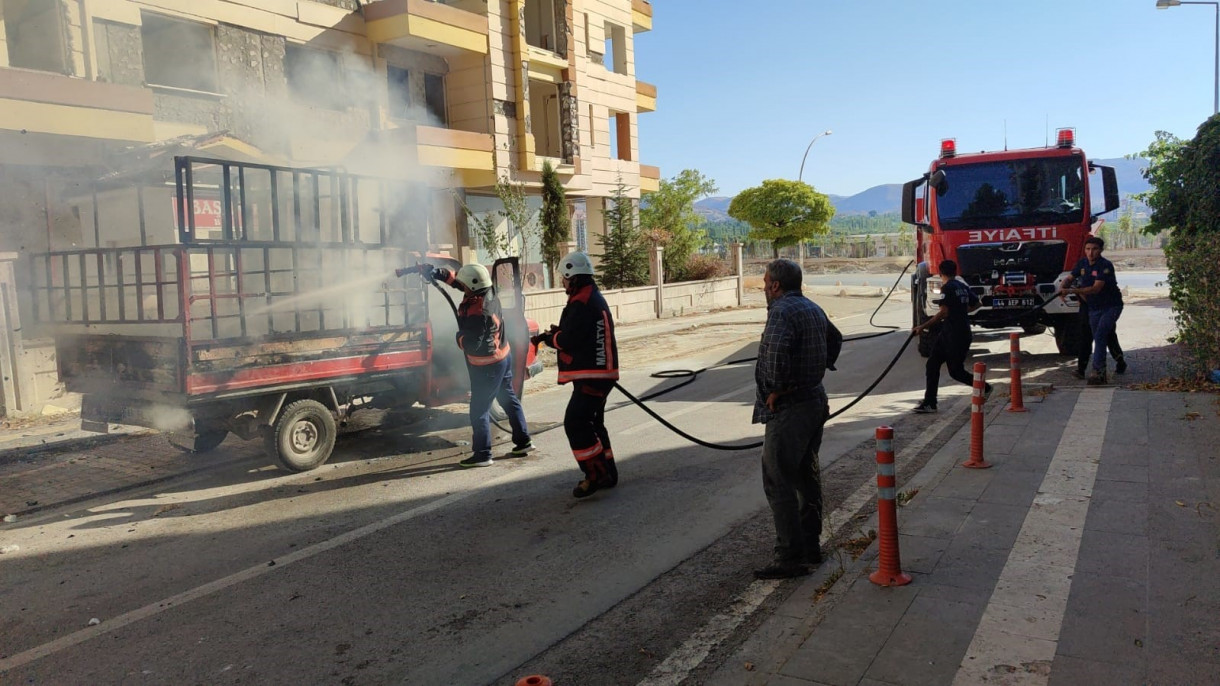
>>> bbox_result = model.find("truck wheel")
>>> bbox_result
[1053,315,1082,356]
[1021,321,1047,335]
[168,428,228,454]
[265,399,337,472]
[912,277,933,358]
[917,327,935,357]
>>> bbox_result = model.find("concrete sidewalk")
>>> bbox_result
[707,385,1220,686]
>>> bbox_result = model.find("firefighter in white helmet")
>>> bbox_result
[533,251,620,497]
[418,262,533,467]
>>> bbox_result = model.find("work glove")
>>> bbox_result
[531,325,559,348]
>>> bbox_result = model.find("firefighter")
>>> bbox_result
[420,263,533,467]
[911,259,991,413]
[533,251,620,498]
[1060,236,1124,385]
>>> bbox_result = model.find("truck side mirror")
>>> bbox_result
[901,178,923,225]
[928,169,946,191]
[1100,165,1120,215]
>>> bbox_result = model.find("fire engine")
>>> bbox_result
[901,129,1121,356]
[28,156,539,471]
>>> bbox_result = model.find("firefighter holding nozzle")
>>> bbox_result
[532,252,621,499]
[399,263,534,468]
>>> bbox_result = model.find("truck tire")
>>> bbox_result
[168,428,228,454]
[1021,320,1047,335]
[1053,315,1082,357]
[265,399,337,472]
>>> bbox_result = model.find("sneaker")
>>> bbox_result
[508,441,535,457]
[1086,371,1107,386]
[753,562,811,580]
[1115,357,1128,374]
[1072,368,1086,380]
[459,454,494,468]
[912,401,937,414]
[572,478,601,498]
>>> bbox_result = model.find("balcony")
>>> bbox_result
[640,164,660,193]
[416,125,495,186]
[0,68,154,144]
[636,80,657,113]
[632,0,653,33]
[364,0,489,56]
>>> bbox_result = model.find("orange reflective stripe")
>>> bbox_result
[466,345,510,366]
[557,369,620,383]
[572,441,604,461]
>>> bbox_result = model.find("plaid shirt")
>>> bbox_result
[753,290,829,424]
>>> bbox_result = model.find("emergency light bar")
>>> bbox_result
[940,138,957,158]
[1056,128,1075,148]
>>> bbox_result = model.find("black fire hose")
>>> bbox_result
[606,263,919,451]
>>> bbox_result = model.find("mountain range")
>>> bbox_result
[695,157,1151,220]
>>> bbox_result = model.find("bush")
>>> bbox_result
[679,254,730,281]
[1164,233,1220,374]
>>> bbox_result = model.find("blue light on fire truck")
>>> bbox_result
[1056,128,1075,148]
[940,138,957,158]
[1004,272,1028,285]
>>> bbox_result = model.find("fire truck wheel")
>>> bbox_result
[168,428,228,454]
[266,399,337,472]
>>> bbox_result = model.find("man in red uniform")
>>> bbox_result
[534,251,620,498]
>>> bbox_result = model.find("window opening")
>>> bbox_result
[141,13,218,92]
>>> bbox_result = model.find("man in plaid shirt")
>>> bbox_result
[752,258,831,580]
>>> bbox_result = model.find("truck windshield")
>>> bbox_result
[933,154,1085,231]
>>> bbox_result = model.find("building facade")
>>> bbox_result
[0,0,658,414]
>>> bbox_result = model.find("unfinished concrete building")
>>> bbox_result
[0,0,658,415]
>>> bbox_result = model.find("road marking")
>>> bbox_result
[636,397,971,686]
[952,388,1112,686]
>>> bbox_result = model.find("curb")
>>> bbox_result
[0,430,151,466]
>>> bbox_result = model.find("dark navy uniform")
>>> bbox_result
[922,279,979,408]
[1073,256,1123,376]
[1069,257,1124,376]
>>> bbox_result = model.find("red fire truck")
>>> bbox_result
[901,129,1121,356]
[28,156,539,471]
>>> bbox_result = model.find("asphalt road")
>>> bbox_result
[0,288,1172,685]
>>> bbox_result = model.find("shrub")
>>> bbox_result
[680,254,730,281]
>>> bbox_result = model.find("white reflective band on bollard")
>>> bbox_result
[877,463,896,476]
[878,487,896,500]
[877,439,893,453]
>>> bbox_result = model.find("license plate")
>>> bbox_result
[991,297,1036,308]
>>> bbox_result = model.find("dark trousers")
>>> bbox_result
[468,354,529,459]
[564,380,617,484]
[1076,306,1123,373]
[923,334,974,406]
[761,393,828,565]
[1087,305,1122,374]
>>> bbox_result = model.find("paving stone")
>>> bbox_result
[1088,479,1147,504]
[977,468,1044,507]
[894,533,949,575]
[931,541,1009,592]
[1095,462,1148,484]
[764,675,833,686]
[865,595,985,686]
[952,501,1029,551]
[1058,576,1147,665]
[1147,594,1220,663]
[1082,497,1147,536]
[1074,530,1148,583]
[1046,654,1147,686]
[1145,657,1220,685]
[894,496,974,540]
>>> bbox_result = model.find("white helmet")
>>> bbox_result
[455,263,492,291]
[559,251,594,278]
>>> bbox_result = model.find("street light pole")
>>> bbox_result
[1157,0,1220,115]
[798,130,833,183]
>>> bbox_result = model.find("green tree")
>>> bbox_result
[539,160,570,283]
[728,179,835,259]
[597,180,649,289]
[1135,115,1220,374]
[639,169,718,281]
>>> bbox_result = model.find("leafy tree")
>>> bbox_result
[728,179,835,259]
[640,169,718,281]
[455,177,533,260]
[539,160,570,282]
[596,180,649,289]
[1135,115,1220,374]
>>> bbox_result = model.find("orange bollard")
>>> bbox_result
[962,362,992,469]
[1006,333,1028,413]
[869,426,912,587]
[515,677,553,686]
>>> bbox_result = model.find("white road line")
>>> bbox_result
[953,388,1113,686]
[636,397,971,686]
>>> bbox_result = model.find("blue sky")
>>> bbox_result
[634,0,1218,198]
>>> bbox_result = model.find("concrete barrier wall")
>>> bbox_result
[661,276,738,317]
[523,274,743,328]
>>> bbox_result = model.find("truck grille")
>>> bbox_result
[956,241,1067,284]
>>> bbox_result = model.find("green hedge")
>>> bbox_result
[1164,233,1220,374]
